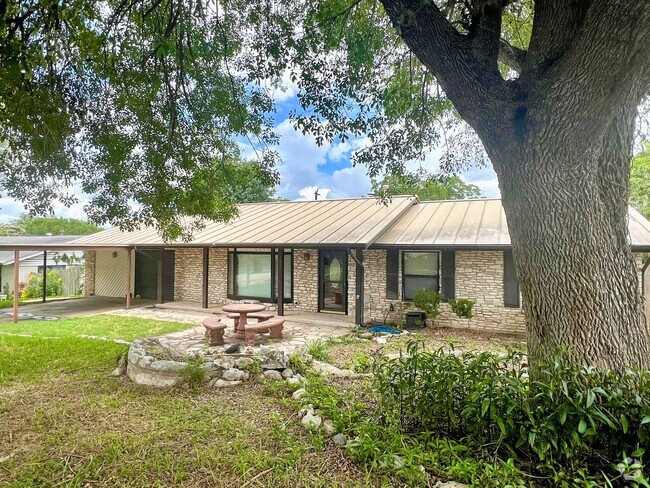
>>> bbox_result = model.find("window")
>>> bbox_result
[227,250,292,302]
[402,251,440,301]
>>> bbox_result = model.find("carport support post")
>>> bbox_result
[126,248,132,309]
[42,251,47,303]
[277,248,284,316]
[202,248,209,309]
[13,250,19,323]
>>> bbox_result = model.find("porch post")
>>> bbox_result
[13,250,19,323]
[42,251,47,303]
[277,248,284,316]
[355,248,364,326]
[126,248,132,309]
[157,249,163,303]
[202,247,209,309]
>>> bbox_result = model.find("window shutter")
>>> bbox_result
[441,251,456,300]
[503,250,520,308]
[386,249,399,299]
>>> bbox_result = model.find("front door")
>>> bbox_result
[319,250,347,313]
[135,249,175,301]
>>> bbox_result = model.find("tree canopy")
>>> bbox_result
[372,173,481,201]
[11,215,102,235]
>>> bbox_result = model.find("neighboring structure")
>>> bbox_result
[0,236,85,295]
[65,197,650,334]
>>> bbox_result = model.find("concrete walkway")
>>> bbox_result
[0,297,154,322]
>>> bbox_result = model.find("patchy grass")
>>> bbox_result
[0,315,191,341]
[0,359,400,487]
[0,299,24,309]
[0,335,128,386]
[320,328,527,371]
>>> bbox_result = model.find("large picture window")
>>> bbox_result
[228,250,292,302]
[402,251,440,301]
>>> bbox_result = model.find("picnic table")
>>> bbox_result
[221,303,267,340]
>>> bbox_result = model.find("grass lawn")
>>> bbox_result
[0,299,24,309]
[0,316,401,487]
[0,315,192,341]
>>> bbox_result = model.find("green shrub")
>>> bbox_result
[350,352,372,373]
[181,354,206,388]
[307,339,329,362]
[21,270,63,299]
[371,341,650,485]
[448,298,475,319]
[413,290,443,323]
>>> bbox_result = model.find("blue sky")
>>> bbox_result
[0,90,500,224]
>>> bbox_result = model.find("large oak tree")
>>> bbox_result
[1,0,649,369]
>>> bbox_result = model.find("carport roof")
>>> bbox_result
[68,196,418,249]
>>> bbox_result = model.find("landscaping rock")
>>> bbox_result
[301,412,322,431]
[211,378,242,388]
[292,388,307,401]
[281,368,294,379]
[259,349,290,369]
[222,368,248,381]
[331,433,348,446]
[299,404,314,417]
[214,358,235,370]
[286,377,301,386]
[359,332,373,339]
[376,336,388,344]
[311,360,359,378]
[263,370,283,381]
[434,482,468,488]
[323,419,337,436]
[234,357,254,370]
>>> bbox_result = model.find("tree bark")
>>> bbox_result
[485,104,650,370]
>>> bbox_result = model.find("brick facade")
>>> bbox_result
[173,248,203,302]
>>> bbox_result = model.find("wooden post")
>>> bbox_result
[157,250,163,304]
[126,248,132,309]
[13,250,19,323]
[42,251,47,303]
[277,248,284,316]
[202,248,209,309]
[355,248,364,326]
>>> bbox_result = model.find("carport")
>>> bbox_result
[0,236,132,323]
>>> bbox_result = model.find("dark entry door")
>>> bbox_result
[319,250,347,313]
[135,250,175,301]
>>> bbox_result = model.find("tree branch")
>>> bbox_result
[379,0,513,141]
[468,0,507,73]
[498,39,526,73]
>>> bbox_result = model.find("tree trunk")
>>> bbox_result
[485,108,650,370]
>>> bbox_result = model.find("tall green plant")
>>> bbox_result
[413,290,444,325]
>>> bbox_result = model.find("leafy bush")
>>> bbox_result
[350,352,372,373]
[448,298,475,319]
[371,341,650,485]
[413,290,444,323]
[307,339,330,362]
[20,270,63,299]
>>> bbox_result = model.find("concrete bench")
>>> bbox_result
[244,318,285,346]
[225,312,241,332]
[202,317,227,346]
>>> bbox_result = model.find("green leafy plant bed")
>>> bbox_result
[361,341,650,486]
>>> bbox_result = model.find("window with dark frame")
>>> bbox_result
[227,249,293,302]
[402,251,440,301]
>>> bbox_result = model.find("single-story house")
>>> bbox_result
[65,196,650,334]
[0,236,85,295]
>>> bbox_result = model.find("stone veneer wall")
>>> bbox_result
[173,248,203,302]
[363,249,526,333]
[84,251,96,296]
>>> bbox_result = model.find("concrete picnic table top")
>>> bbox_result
[221,303,268,340]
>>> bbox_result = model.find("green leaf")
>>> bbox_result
[621,414,629,433]
[481,398,490,417]
[578,419,587,434]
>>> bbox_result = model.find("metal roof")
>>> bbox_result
[69,196,418,248]
[374,199,650,250]
[0,236,87,255]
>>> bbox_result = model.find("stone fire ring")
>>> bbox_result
[126,337,295,388]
